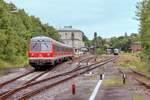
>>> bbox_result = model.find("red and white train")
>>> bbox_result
[28,36,74,70]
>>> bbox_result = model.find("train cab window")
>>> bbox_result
[31,41,51,52]
[41,42,51,51]
[31,42,40,51]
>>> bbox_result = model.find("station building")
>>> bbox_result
[57,26,85,53]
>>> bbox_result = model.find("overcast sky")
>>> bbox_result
[5,0,139,39]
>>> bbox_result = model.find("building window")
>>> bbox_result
[65,33,67,40]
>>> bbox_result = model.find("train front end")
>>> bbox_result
[28,36,54,70]
[113,48,119,55]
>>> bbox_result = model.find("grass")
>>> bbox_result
[0,59,12,75]
[133,94,144,100]
[102,79,123,86]
[12,56,29,67]
[0,59,12,69]
[0,57,29,76]
[116,53,150,75]
[0,56,29,71]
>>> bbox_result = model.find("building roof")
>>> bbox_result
[57,26,84,34]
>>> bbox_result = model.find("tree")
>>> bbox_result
[136,0,150,60]
[83,35,91,47]
[0,0,60,63]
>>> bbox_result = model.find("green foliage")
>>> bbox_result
[92,36,104,48]
[83,34,107,55]
[0,59,11,69]
[109,33,139,52]
[0,0,60,65]
[117,53,150,74]
[96,47,106,55]
[83,35,92,47]
[83,35,104,48]
[83,32,140,54]
[136,0,150,60]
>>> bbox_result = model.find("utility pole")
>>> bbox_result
[71,32,75,52]
[94,32,98,61]
[94,32,97,54]
[94,32,97,41]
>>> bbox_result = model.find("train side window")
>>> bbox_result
[57,46,58,52]
[58,46,60,52]
[57,46,59,52]
[60,46,61,52]
[64,48,66,52]
[55,45,58,52]
[59,46,61,51]
[54,46,56,52]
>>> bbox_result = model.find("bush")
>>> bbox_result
[96,47,106,55]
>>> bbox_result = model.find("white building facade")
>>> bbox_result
[57,26,85,51]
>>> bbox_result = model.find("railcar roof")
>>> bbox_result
[31,36,72,48]
[31,36,51,41]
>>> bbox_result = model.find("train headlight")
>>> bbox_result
[47,53,50,57]
[39,54,42,57]
[31,53,34,56]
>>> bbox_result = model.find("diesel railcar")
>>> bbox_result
[113,48,119,55]
[28,36,74,70]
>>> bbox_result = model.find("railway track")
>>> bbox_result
[118,68,150,89]
[0,56,117,100]
[0,55,95,98]
[0,70,51,95]
[130,69,150,89]
[0,70,35,88]
[0,55,92,88]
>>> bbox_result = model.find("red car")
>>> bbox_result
[28,36,74,70]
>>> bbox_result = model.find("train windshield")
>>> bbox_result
[31,41,51,52]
